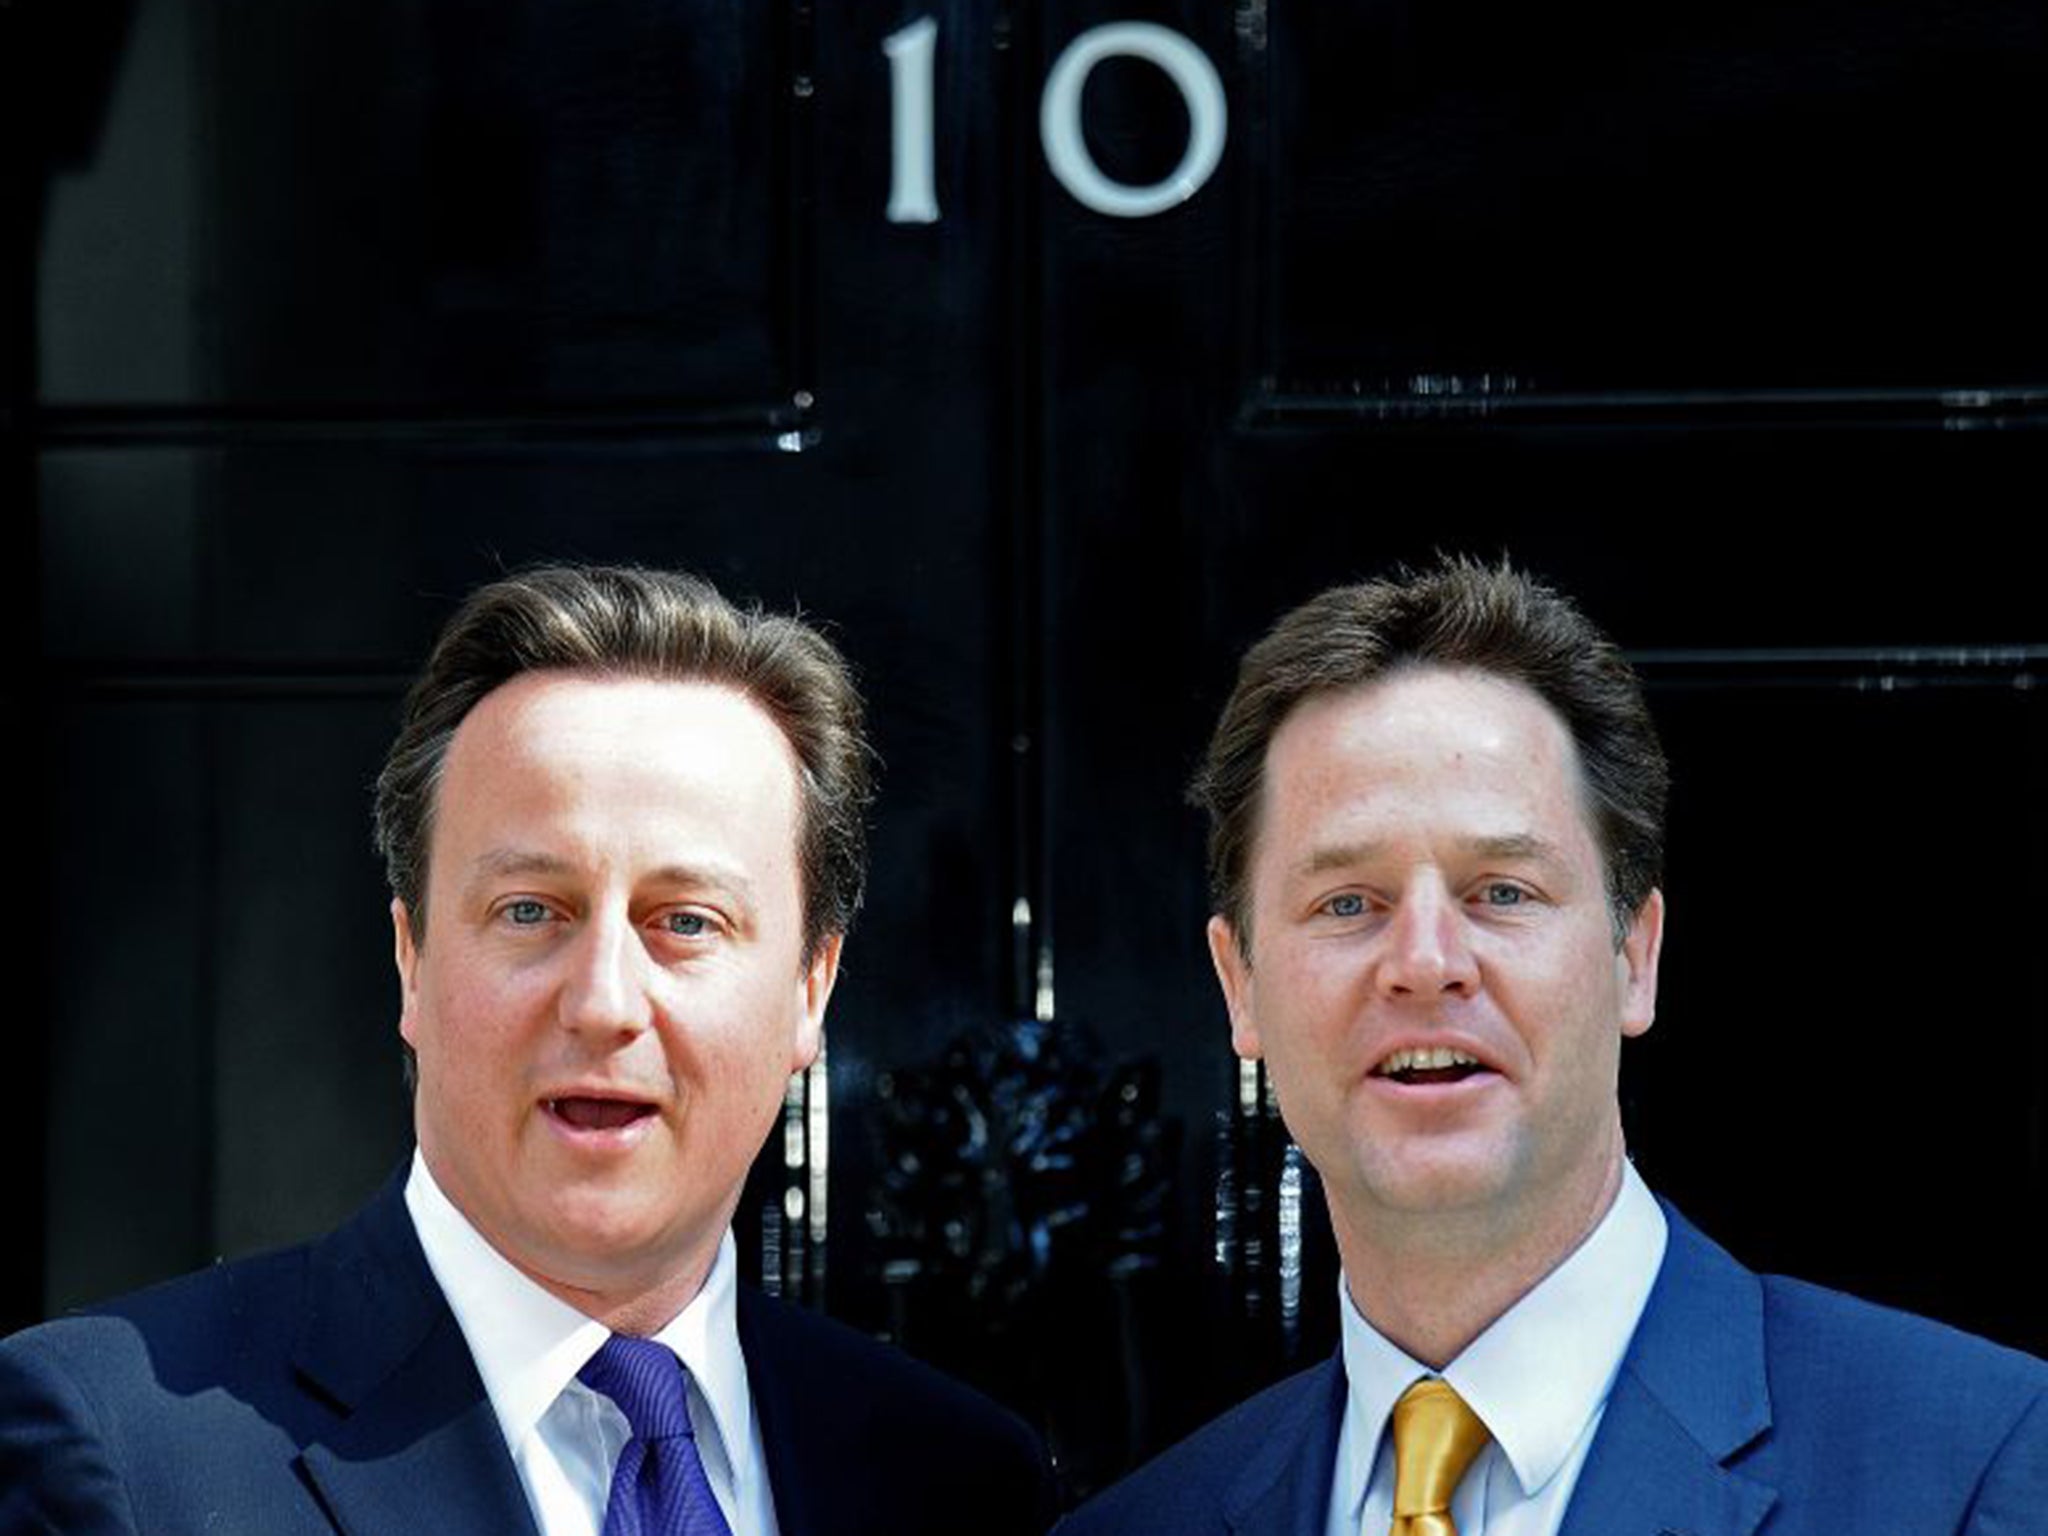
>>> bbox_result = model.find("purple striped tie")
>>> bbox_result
[579,1335,735,1536]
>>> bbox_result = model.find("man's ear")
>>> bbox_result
[393,899,422,1049]
[792,932,843,1073]
[1207,915,1262,1061]
[1618,888,1665,1039]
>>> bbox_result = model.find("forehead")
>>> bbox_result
[1255,666,1600,864]
[431,671,802,863]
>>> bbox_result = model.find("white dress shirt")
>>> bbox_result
[1325,1162,1668,1536]
[405,1152,779,1536]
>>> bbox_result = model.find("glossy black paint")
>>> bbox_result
[13,0,2044,1488]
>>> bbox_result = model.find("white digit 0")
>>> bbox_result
[1039,22,1226,218]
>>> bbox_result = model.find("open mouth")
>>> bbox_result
[545,1096,657,1132]
[1370,1046,1489,1087]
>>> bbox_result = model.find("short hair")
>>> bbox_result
[1190,557,1667,954]
[374,565,873,964]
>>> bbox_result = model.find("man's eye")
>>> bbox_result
[1326,893,1366,919]
[506,899,549,925]
[659,911,710,938]
[1480,883,1527,907]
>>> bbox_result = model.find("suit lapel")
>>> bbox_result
[1221,1356,1348,1536]
[738,1287,866,1536]
[291,1170,541,1536]
[1557,1205,1777,1536]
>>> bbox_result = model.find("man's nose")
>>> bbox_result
[1376,882,1479,999]
[559,910,655,1037]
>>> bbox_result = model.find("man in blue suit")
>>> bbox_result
[1064,561,2045,1536]
[1,566,1052,1536]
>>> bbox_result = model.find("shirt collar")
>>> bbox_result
[1336,1161,1668,1512]
[403,1150,758,1490]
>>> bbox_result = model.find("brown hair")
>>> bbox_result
[1190,557,1666,953]
[374,565,873,964]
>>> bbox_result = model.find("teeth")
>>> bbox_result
[1379,1046,1481,1075]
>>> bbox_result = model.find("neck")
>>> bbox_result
[1331,1149,1626,1370]
[525,1255,716,1338]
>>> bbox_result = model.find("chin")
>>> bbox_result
[1353,1147,1522,1219]
[524,1183,665,1247]
[522,1220,681,1290]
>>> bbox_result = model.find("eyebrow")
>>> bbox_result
[1296,833,1569,879]
[1465,833,1567,867]
[466,848,758,902]
[470,848,575,884]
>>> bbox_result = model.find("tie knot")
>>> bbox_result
[1390,1378,1491,1519]
[579,1335,696,1443]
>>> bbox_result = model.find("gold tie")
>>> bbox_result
[1388,1379,1491,1536]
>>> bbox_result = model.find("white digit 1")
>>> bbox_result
[884,17,940,224]
[1039,22,1226,219]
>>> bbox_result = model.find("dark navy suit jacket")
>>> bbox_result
[0,1170,1054,1536]
[1060,1205,2047,1536]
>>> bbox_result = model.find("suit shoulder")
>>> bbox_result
[4,1242,314,1392]
[741,1286,1038,1442]
[1759,1270,2048,1405]
[1061,1359,1340,1536]
[0,1245,319,1535]
[738,1287,1053,1529]
[1753,1269,2048,1510]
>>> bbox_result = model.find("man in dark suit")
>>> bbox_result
[1,565,1053,1536]
[1063,561,2046,1536]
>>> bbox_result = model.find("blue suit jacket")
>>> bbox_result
[0,1169,1054,1536]
[1060,1205,2048,1536]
